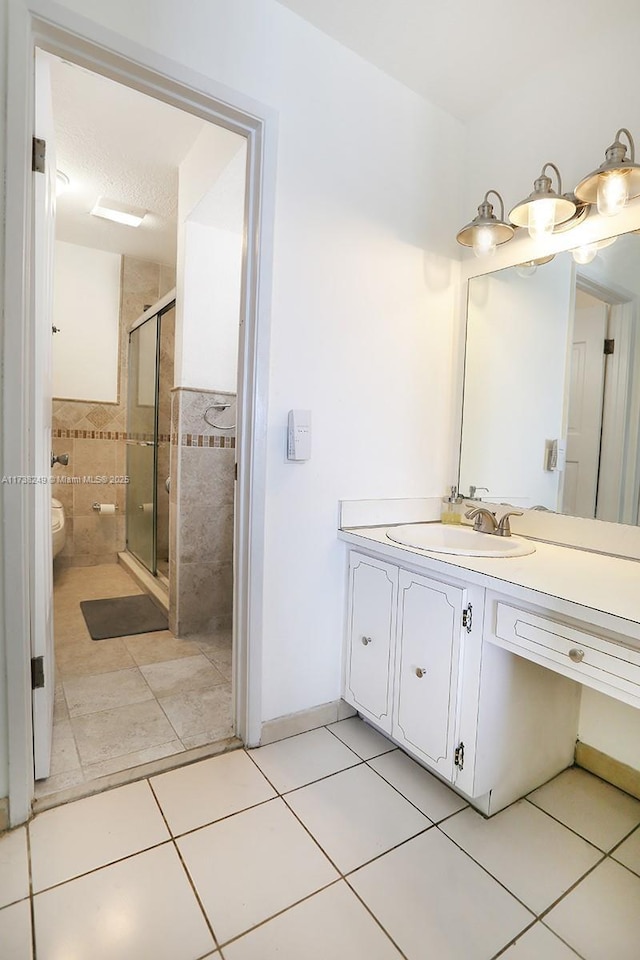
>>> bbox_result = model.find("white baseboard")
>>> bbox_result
[260,699,356,746]
[575,741,640,800]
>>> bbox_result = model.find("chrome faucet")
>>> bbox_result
[465,507,523,537]
[465,506,498,533]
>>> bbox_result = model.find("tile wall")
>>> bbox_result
[169,387,236,635]
[52,257,176,568]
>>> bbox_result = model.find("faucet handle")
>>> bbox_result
[496,510,523,537]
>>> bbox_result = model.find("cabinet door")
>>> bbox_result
[344,552,398,733]
[393,569,465,779]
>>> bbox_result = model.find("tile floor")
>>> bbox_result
[41,563,233,799]
[3,716,640,959]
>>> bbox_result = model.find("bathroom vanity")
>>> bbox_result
[338,522,640,816]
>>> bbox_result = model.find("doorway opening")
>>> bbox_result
[564,277,640,523]
[37,50,247,805]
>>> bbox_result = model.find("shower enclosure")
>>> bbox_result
[126,292,175,579]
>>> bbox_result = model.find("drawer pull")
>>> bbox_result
[361,636,372,646]
[415,667,427,678]
[568,647,585,663]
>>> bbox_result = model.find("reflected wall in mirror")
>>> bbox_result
[459,230,640,525]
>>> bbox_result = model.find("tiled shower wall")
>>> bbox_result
[52,257,176,567]
[169,387,236,636]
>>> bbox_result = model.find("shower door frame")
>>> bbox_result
[127,292,176,577]
[3,0,276,825]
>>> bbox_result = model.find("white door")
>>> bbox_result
[344,553,397,734]
[31,50,57,779]
[392,570,464,780]
[563,295,607,518]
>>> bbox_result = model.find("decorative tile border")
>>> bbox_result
[52,429,171,443]
[175,434,236,448]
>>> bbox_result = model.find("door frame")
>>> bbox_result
[3,0,276,825]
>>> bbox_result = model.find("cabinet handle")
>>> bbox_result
[361,636,372,646]
[415,667,427,678]
[568,648,585,663]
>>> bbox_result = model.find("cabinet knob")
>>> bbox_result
[568,648,585,663]
[361,636,372,646]
[415,667,427,678]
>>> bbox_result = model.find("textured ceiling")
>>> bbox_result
[51,57,244,264]
[276,0,640,121]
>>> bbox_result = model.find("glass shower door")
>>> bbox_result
[126,315,159,573]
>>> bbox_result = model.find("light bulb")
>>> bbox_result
[597,170,629,216]
[527,197,556,239]
[572,243,598,265]
[472,226,496,258]
[516,261,537,278]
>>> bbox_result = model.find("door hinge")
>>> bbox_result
[31,656,45,690]
[234,461,238,481]
[454,741,464,771]
[32,137,46,174]
[604,338,615,355]
[462,603,473,633]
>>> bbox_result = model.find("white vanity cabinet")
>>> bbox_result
[344,550,486,790]
[343,546,582,815]
[392,569,467,780]
[344,553,397,734]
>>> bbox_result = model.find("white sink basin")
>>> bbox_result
[386,523,536,558]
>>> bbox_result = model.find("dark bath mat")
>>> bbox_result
[80,594,168,641]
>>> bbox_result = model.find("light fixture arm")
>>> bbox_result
[540,162,563,196]
[614,128,635,162]
[482,190,505,222]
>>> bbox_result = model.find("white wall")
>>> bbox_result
[38,0,464,725]
[177,136,246,392]
[52,241,121,402]
[463,28,640,769]
[0,0,10,804]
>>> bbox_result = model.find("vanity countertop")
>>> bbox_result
[339,524,640,635]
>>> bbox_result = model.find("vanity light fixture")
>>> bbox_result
[90,196,146,227]
[456,190,514,258]
[509,163,580,239]
[570,234,618,265]
[575,128,640,217]
[515,254,555,278]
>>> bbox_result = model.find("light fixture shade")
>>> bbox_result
[575,128,640,206]
[456,190,514,252]
[509,163,576,231]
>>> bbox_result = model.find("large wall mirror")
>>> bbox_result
[459,228,640,525]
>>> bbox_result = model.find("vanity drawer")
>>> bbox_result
[491,600,640,708]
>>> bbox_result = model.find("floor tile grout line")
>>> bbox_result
[606,819,640,858]
[323,721,399,762]
[432,822,540,920]
[171,837,221,954]
[243,744,365,797]
[485,918,540,960]
[244,744,420,956]
[538,919,589,960]
[25,824,38,960]
[361,751,469,825]
[523,795,630,853]
[212,877,345,952]
[535,853,607,924]
[26,836,177,898]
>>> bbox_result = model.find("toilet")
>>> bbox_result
[52,498,66,559]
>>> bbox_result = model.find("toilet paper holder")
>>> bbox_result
[92,502,118,512]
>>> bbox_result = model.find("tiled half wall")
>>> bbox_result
[169,387,236,636]
[52,257,175,567]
